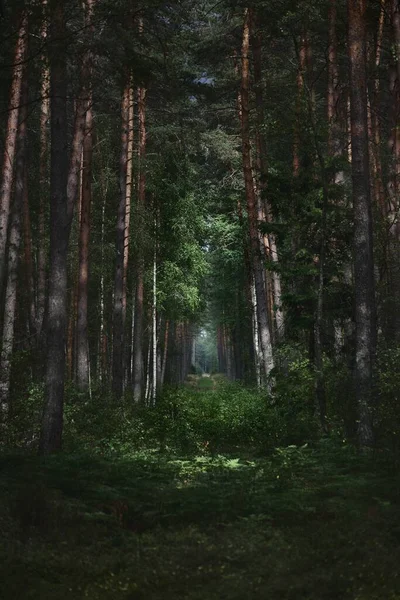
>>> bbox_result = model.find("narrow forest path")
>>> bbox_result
[185,373,224,391]
[1,440,400,599]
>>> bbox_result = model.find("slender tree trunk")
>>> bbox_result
[123,80,134,324]
[37,1,50,339]
[133,81,147,403]
[0,74,28,418]
[123,81,134,387]
[152,244,157,404]
[112,82,130,398]
[98,158,108,384]
[67,282,76,380]
[348,0,376,448]
[23,170,36,339]
[76,104,92,390]
[133,263,144,401]
[161,319,169,386]
[66,0,94,229]
[370,1,385,212]
[241,8,273,383]
[252,15,285,339]
[144,334,151,404]
[75,0,94,391]
[251,279,262,387]
[0,12,28,298]
[39,0,69,454]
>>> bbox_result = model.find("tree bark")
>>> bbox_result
[123,80,134,324]
[76,103,93,391]
[161,319,169,386]
[23,170,36,340]
[348,0,377,448]
[240,8,273,383]
[252,14,285,340]
[39,0,69,454]
[132,81,147,403]
[0,73,28,418]
[112,81,130,399]
[0,12,28,298]
[37,0,50,339]
[66,0,94,228]
[370,0,385,212]
[152,243,157,404]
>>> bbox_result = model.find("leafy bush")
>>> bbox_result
[3,383,43,450]
[151,382,319,455]
[4,376,319,457]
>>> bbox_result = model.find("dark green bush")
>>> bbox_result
[4,374,320,456]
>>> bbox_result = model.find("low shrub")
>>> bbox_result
[4,376,320,456]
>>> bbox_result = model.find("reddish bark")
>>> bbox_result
[252,14,285,339]
[0,12,28,296]
[240,8,273,382]
[0,72,28,416]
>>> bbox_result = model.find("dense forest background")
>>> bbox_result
[1,0,399,451]
[3,1,400,598]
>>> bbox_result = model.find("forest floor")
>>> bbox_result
[1,388,400,599]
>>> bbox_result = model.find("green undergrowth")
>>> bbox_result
[3,379,400,598]
[4,380,319,456]
[1,441,400,599]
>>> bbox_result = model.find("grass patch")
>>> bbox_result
[1,441,400,599]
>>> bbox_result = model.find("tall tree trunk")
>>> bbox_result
[0,74,28,418]
[123,80,134,325]
[251,279,262,387]
[252,14,285,339]
[112,82,130,398]
[240,8,273,383]
[152,243,157,404]
[0,12,28,298]
[123,81,134,387]
[37,0,50,339]
[75,0,94,391]
[66,0,94,229]
[348,0,377,448]
[161,319,169,386]
[76,104,93,391]
[98,155,108,385]
[133,81,147,402]
[39,0,69,454]
[370,0,385,212]
[23,170,36,339]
